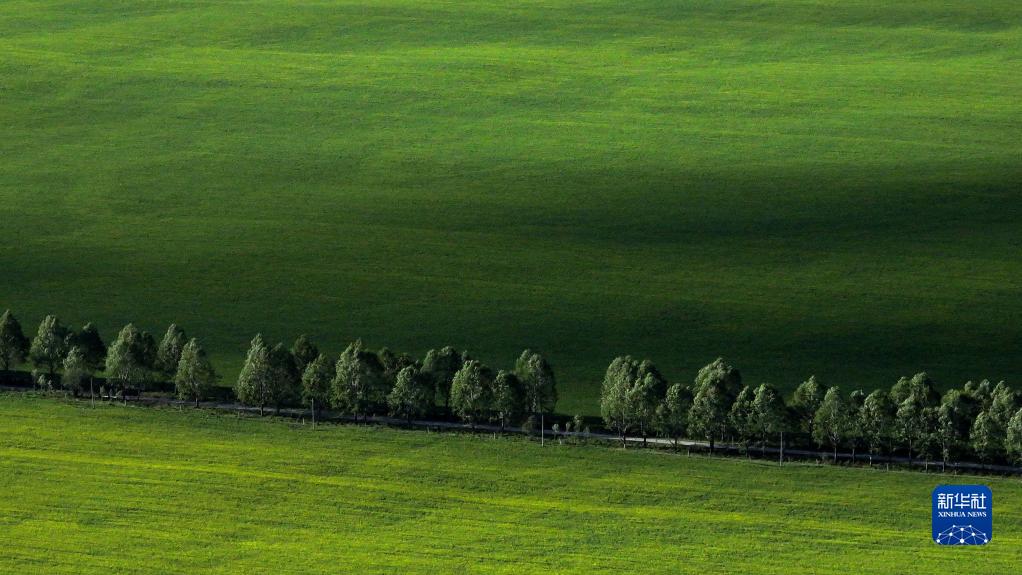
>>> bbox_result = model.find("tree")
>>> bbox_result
[751,383,787,457]
[963,379,993,411]
[846,389,865,460]
[629,360,667,445]
[656,382,693,450]
[291,335,319,375]
[729,386,756,455]
[600,356,639,444]
[331,340,385,421]
[1005,408,1022,464]
[387,365,433,423]
[971,410,1003,465]
[0,309,30,373]
[694,358,742,403]
[140,331,159,373]
[268,342,301,414]
[301,353,334,424]
[935,390,969,471]
[422,346,462,410]
[689,382,729,454]
[791,376,824,439]
[235,335,274,415]
[916,406,941,468]
[688,358,741,453]
[73,323,106,374]
[573,414,586,443]
[515,349,557,417]
[379,348,417,390]
[105,323,155,399]
[61,346,90,397]
[859,390,895,467]
[173,339,216,406]
[156,324,187,378]
[30,315,69,381]
[814,387,849,463]
[987,381,1017,430]
[450,360,493,428]
[896,389,935,464]
[890,376,912,405]
[490,370,525,430]
[893,372,941,406]
[889,373,942,465]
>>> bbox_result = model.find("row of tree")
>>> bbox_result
[233,335,558,428]
[5,309,1022,468]
[0,310,216,404]
[601,355,1022,468]
[0,310,559,427]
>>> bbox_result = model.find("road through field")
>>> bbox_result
[5,388,1016,474]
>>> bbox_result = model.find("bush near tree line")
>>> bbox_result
[2,309,1021,469]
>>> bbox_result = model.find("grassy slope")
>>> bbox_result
[1,1,1020,414]
[0,394,1019,573]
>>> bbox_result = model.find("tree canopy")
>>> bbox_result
[174,338,217,406]
[515,349,557,416]
[450,360,493,427]
[0,309,30,372]
[106,323,156,393]
[235,334,274,415]
[157,324,187,378]
[29,315,69,378]
[387,365,433,422]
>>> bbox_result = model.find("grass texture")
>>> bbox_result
[1,394,1021,573]
[1,1,1020,413]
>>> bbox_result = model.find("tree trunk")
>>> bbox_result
[709,437,715,455]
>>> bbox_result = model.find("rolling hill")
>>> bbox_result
[2,0,1020,414]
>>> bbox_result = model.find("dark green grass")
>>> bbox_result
[1,1,1020,414]
[1,393,1020,573]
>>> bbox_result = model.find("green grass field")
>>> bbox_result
[2,1,1020,414]
[0,393,1018,573]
